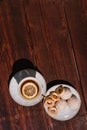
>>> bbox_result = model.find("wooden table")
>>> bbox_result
[0,0,87,130]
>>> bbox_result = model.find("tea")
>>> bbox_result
[20,80,39,100]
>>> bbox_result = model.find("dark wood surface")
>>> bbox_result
[0,0,87,130]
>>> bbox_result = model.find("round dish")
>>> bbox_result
[44,84,81,121]
[9,69,47,106]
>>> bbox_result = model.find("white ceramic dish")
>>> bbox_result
[9,69,46,106]
[44,84,81,121]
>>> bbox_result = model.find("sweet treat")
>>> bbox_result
[56,99,67,112]
[49,91,60,102]
[44,97,55,107]
[55,85,65,96]
[61,87,72,100]
[67,95,80,110]
[48,106,58,116]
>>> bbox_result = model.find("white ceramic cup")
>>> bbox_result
[9,69,47,106]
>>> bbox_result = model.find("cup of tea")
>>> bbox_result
[9,68,47,106]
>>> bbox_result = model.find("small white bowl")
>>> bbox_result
[44,84,81,121]
[9,69,47,106]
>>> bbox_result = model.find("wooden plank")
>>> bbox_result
[0,0,86,130]
[63,0,87,105]
[0,115,32,130]
[24,0,87,130]
[0,0,34,61]
[0,118,11,130]
[0,0,48,130]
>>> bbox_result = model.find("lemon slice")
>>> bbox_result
[21,81,39,99]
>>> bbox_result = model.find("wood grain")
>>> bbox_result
[63,0,87,106]
[0,0,87,130]
[0,0,48,130]
[24,0,86,130]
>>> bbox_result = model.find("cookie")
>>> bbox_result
[48,106,58,116]
[44,97,55,107]
[61,87,72,100]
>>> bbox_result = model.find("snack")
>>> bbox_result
[55,85,65,96]
[56,99,67,112]
[61,87,72,100]
[44,84,81,120]
[67,95,80,110]
[49,91,60,102]
[48,106,58,116]
[44,97,55,107]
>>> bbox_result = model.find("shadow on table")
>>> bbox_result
[8,58,40,86]
[47,80,75,90]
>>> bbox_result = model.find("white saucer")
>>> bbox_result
[9,69,47,106]
[44,84,81,121]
